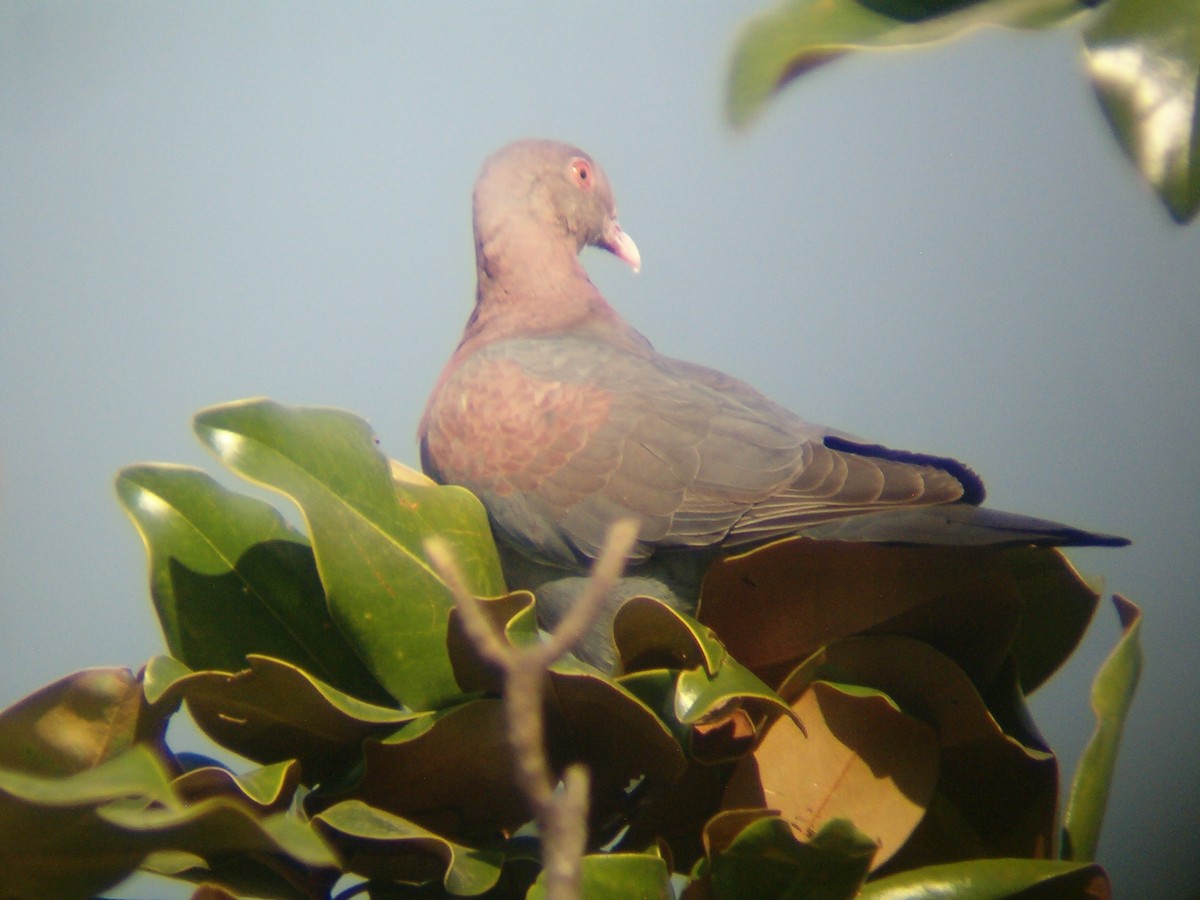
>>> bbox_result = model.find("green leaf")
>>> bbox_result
[171,759,302,812]
[858,857,1110,898]
[701,813,874,900]
[527,851,672,900]
[193,398,506,711]
[727,0,1084,126]
[1062,595,1142,862]
[1084,0,1200,222]
[144,654,421,786]
[314,799,504,895]
[0,668,146,777]
[117,464,389,702]
[0,745,174,900]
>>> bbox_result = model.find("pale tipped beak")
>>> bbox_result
[599,220,641,273]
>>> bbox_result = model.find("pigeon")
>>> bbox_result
[419,139,1126,665]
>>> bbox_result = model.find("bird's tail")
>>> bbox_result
[794,504,1129,548]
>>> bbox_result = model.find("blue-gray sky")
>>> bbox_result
[2,4,1197,897]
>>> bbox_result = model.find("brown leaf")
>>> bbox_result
[345,699,526,844]
[722,680,938,871]
[698,538,1022,688]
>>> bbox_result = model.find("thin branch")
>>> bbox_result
[425,520,637,900]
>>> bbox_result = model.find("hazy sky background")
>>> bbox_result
[2,4,1198,897]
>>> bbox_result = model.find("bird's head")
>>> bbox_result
[473,139,641,273]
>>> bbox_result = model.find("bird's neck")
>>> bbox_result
[460,222,648,354]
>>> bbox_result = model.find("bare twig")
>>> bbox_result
[425,520,638,900]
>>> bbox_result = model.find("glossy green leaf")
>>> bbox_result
[172,759,302,812]
[1062,595,1142,862]
[314,799,504,894]
[727,0,1083,126]
[858,857,1110,898]
[1085,0,1200,222]
[117,464,389,702]
[193,398,505,710]
[0,667,146,777]
[700,813,874,900]
[144,654,420,786]
[527,851,672,900]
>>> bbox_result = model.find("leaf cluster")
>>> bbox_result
[0,400,1140,899]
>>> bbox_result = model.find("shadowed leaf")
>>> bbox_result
[696,812,875,900]
[0,745,173,900]
[697,539,1024,688]
[781,637,1059,867]
[1004,548,1101,694]
[340,699,528,843]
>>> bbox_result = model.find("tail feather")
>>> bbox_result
[795,504,1130,548]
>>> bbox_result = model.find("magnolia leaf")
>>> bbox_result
[614,595,728,676]
[340,698,528,843]
[171,760,302,812]
[1063,595,1143,862]
[445,589,540,694]
[727,0,1084,126]
[781,636,1059,866]
[723,680,937,871]
[194,398,505,711]
[527,851,673,900]
[0,745,174,899]
[313,799,504,895]
[859,857,1111,898]
[696,812,875,900]
[698,538,1025,687]
[545,660,690,816]
[0,668,146,778]
[1003,548,1101,694]
[143,655,419,786]
[1085,0,1200,222]
[117,464,388,703]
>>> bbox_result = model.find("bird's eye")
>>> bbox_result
[571,159,593,191]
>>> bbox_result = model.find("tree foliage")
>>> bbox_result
[0,400,1140,899]
[727,0,1200,223]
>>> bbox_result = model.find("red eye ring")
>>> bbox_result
[570,158,594,192]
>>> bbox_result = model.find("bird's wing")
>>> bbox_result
[420,335,979,566]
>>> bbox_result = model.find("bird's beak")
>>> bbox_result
[599,220,641,273]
